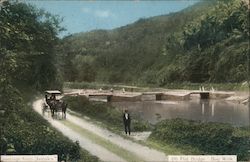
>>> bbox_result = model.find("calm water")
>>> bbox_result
[112,99,250,126]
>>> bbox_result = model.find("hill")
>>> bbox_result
[58,0,249,86]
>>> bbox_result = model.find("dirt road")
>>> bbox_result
[33,99,168,162]
[33,99,126,162]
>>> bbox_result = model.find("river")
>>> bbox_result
[112,99,250,126]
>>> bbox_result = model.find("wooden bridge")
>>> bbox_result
[88,93,143,102]
[88,93,113,102]
[142,91,210,100]
[86,91,211,102]
[64,88,236,102]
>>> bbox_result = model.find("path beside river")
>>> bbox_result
[33,99,168,162]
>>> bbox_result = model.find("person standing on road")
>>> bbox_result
[123,109,131,135]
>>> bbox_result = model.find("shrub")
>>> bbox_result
[132,120,150,132]
[1,109,83,161]
[150,118,250,160]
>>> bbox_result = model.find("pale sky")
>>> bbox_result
[25,0,199,37]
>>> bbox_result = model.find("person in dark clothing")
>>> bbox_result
[123,109,131,135]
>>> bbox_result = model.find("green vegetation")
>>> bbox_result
[0,1,97,161]
[80,150,99,162]
[144,139,201,155]
[63,95,151,132]
[150,119,250,161]
[58,0,249,87]
[0,2,63,91]
[2,106,80,161]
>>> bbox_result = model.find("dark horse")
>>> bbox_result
[54,100,67,119]
[45,97,67,119]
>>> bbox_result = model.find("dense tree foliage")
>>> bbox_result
[181,0,249,83]
[0,2,97,161]
[58,0,249,85]
[0,1,63,90]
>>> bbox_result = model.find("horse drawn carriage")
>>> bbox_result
[43,90,67,119]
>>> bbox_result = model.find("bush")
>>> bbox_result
[132,120,150,132]
[1,109,83,162]
[150,118,250,160]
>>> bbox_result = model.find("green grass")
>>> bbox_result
[143,138,203,155]
[61,120,144,162]
[233,126,250,138]
[79,150,100,162]
[67,110,126,137]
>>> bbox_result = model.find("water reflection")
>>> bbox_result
[112,99,249,126]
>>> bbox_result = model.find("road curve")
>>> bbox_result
[33,99,127,162]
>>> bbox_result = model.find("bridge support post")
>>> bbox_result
[107,95,112,102]
[200,93,209,99]
[156,94,162,100]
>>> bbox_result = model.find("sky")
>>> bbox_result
[25,0,199,38]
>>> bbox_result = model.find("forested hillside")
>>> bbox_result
[58,0,249,86]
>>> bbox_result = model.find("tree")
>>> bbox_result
[0,1,64,91]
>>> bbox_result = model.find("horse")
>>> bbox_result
[44,94,67,119]
[49,100,67,119]
[45,98,55,115]
[56,100,68,119]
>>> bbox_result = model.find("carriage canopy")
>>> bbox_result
[45,90,62,95]
[43,90,67,119]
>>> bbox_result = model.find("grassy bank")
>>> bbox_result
[150,119,250,161]
[63,95,151,133]
[64,81,249,91]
